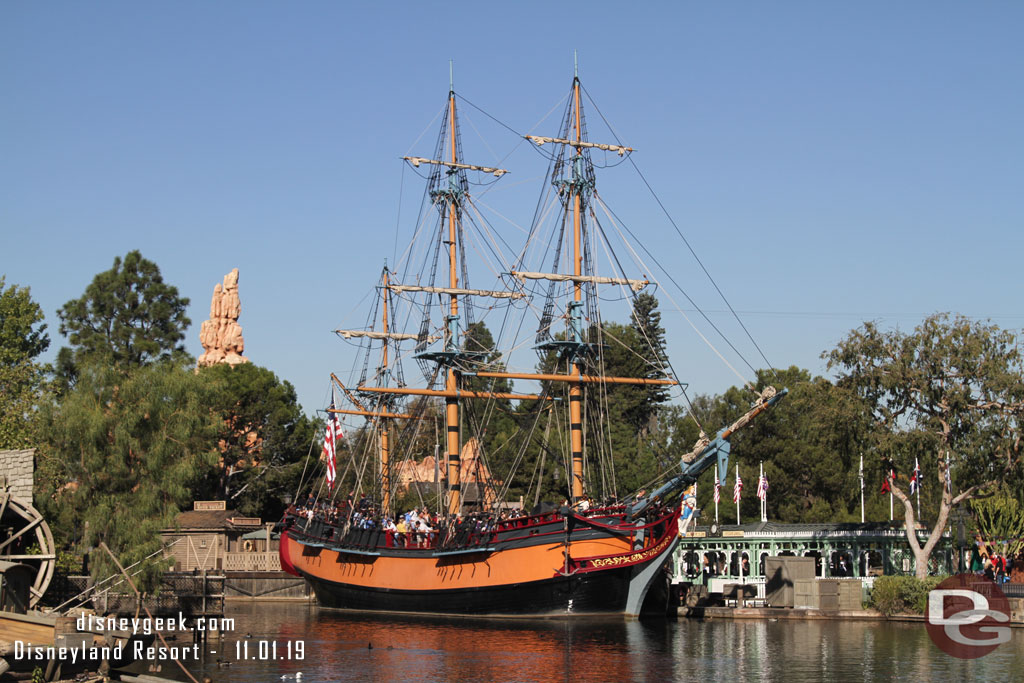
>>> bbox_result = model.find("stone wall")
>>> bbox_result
[0,449,34,503]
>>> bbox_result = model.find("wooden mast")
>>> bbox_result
[569,76,585,503]
[380,269,392,513]
[445,88,462,516]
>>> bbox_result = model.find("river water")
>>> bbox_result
[166,603,1022,683]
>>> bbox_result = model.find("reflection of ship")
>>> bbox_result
[280,72,785,617]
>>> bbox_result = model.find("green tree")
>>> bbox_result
[827,313,1024,578]
[197,363,318,519]
[630,292,670,412]
[35,359,220,589]
[460,322,519,500]
[970,487,1024,563]
[0,276,50,448]
[57,251,190,381]
[656,367,869,525]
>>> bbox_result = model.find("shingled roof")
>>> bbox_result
[173,508,239,530]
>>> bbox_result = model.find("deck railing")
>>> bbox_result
[223,552,281,572]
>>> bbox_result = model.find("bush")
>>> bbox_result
[868,575,946,615]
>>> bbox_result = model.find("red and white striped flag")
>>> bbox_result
[713,474,721,503]
[733,469,743,504]
[322,401,342,490]
[757,472,769,501]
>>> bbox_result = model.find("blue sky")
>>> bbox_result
[3,2,1022,417]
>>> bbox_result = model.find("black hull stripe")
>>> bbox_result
[302,564,647,616]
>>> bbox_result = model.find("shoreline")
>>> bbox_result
[676,603,1024,626]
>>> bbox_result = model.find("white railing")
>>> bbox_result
[223,552,281,572]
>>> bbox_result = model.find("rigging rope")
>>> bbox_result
[581,83,781,385]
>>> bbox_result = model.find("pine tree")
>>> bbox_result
[629,293,670,425]
[57,251,190,380]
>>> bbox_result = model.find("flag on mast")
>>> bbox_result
[322,395,342,490]
[859,454,865,523]
[713,472,721,522]
[734,465,742,525]
[909,458,921,494]
[756,470,769,501]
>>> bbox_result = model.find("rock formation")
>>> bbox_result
[394,437,499,507]
[198,268,250,367]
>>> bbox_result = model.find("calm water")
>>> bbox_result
[161,603,1024,683]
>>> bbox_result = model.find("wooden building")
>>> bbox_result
[162,501,280,572]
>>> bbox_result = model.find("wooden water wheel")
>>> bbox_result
[0,491,56,608]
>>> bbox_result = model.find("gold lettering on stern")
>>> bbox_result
[588,534,671,568]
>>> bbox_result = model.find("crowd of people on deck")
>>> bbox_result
[287,492,531,550]
[285,491,662,551]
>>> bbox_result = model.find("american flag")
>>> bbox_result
[909,458,921,495]
[713,474,721,503]
[322,401,342,490]
[733,470,743,504]
[757,472,769,501]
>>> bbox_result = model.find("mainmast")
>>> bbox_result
[380,268,392,513]
[568,76,585,502]
[444,87,462,515]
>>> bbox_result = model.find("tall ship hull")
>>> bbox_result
[281,506,680,617]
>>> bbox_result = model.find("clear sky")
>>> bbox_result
[3,2,1022,417]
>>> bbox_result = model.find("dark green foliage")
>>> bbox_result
[197,363,318,519]
[0,276,50,448]
[460,322,520,497]
[868,575,945,615]
[651,367,873,525]
[630,292,670,411]
[0,276,50,365]
[35,359,220,590]
[57,251,191,378]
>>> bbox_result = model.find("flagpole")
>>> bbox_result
[915,457,921,519]
[859,454,865,524]
[759,461,766,522]
[715,473,719,523]
[735,464,741,526]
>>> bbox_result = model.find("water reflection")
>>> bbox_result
[189,603,1024,683]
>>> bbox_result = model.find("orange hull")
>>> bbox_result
[280,507,681,616]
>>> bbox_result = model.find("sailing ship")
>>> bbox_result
[279,71,785,617]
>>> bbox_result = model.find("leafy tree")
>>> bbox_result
[970,487,1024,564]
[57,251,190,379]
[827,313,1024,578]
[0,276,50,448]
[653,367,870,525]
[35,359,220,589]
[197,363,318,519]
